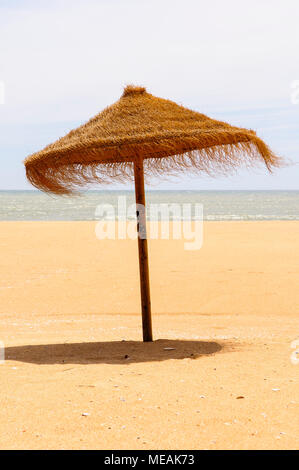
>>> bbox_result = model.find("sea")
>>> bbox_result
[0,190,298,221]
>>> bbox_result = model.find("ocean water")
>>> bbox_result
[0,190,298,221]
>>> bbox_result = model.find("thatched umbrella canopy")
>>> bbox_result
[24,85,281,341]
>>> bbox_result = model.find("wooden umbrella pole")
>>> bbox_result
[134,158,153,342]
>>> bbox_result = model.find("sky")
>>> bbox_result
[0,0,298,190]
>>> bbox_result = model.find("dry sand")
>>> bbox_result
[0,221,298,449]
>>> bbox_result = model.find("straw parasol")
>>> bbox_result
[24,85,281,342]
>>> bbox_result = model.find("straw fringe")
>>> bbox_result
[26,138,280,195]
[24,85,282,194]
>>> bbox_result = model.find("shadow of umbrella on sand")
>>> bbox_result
[24,85,281,342]
[5,339,224,365]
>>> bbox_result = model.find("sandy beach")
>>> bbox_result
[0,221,298,450]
